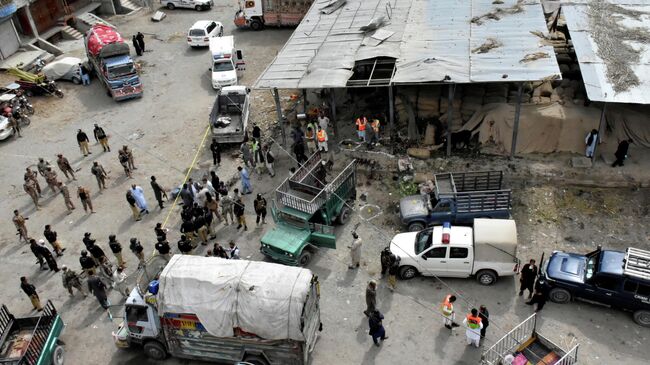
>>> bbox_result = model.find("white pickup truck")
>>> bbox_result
[390,219,519,285]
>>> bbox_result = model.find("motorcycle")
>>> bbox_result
[12,94,34,115]
[2,106,30,127]
[15,79,64,98]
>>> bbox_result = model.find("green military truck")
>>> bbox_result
[261,152,356,266]
[0,301,65,365]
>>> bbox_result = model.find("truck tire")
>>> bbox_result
[244,355,269,365]
[475,270,497,285]
[549,288,571,304]
[143,341,167,360]
[195,5,201,11]
[250,19,263,31]
[399,266,418,280]
[52,345,64,365]
[337,206,351,225]
[298,251,312,267]
[633,310,650,327]
[166,2,175,9]
[408,222,425,232]
[72,76,81,85]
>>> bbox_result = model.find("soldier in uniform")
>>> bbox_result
[56,154,76,180]
[58,182,75,213]
[12,209,28,242]
[23,176,40,209]
[61,265,86,297]
[90,161,108,190]
[44,167,60,194]
[24,167,41,195]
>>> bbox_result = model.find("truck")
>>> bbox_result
[0,301,65,365]
[210,86,250,144]
[234,0,314,30]
[540,246,650,327]
[481,313,579,365]
[85,24,143,101]
[209,36,244,90]
[399,170,512,232]
[113,255,321,365]
[261,151,356,266]
[389,218,519,285]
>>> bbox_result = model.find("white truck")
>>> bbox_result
[209,36,244,90]
[161,0,213,11]
[390,218,519,285]
[113,255,321,365]
[234,0,313,30]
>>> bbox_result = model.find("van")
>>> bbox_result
[162,0,213,11]
[187,20,223,48]
[209,36,245,89]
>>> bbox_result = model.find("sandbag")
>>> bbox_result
[408,147,431,159]
[423,123,436,145]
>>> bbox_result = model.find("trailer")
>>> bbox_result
[481,313,579,365]
[0,301,65,365]
[234,0,314,30]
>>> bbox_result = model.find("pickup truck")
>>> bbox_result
[113,255,321,365]
[540,246,650,327]
[210,86,250,144]
[0,301,65,365]
[261,152,356,266]
[399,171,511,232]
[389,218,519,285]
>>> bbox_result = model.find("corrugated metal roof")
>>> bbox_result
[563,1,650,104]
[254,0,561,89]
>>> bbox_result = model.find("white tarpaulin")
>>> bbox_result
[42,57,82,80]
[157,255,314,341]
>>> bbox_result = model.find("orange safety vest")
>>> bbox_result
[466,314,482,329]
[356,117,367,131]
[317,130,326,142]
[441,295,453,316]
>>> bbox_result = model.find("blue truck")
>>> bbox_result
[399,170,512,232]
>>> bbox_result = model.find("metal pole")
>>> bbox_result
[388,85,395,153]
[329,88,338,141]
[591,103,607,164]
[272,88,286,147]
[302,89,308,115]
[446,84,455,157]
[510,83,524,159]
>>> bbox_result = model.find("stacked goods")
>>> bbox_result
[415,86,441,119]
[461,85,486,122]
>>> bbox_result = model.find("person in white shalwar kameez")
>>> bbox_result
[463,308,483,348]
[130,184,149,213]
[585,129,599,158]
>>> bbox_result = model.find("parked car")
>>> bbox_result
[42,56,84,84]
[162,0,213,11]
[540,246,650,327]
[0,115,13,140]
[187,20,224,47]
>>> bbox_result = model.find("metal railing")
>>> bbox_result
[455,190,512,213]
[21,301,56,365]
[291,151,322,184]
[481,313,537,365]
[555,344,579,365]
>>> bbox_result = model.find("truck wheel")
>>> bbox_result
[337,206,351,225]
[298,251,312,266]
[476,270,497,285]
[549,288,571,304]
[143,341,167,360]
[52,345,64,365]
[633,310,650,327]
[166,2,174,9]
[195,5,201,11]
[399,266,418,280]
[408,222,425,232]
[244,355,269,365]
[72,76,81,85]
[250,19,263,31]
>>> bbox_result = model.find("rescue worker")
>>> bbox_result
[463,308,483,347]
[442,294,459,329]
[61,265,86,297]
[355,116,367,142]
[369,117,380,145]
[316,125,328,152]
[56,154,76,181]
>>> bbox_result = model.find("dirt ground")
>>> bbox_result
[0,3,648,365]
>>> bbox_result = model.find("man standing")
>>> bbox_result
[233,197,247,231]
[240,142,254,168]
[368,310,388,347]
[220,190,234,225]
[305,127,316,155]
[463,308,483,348]
[29,239,46,270]
[12,209,29,242]
[113,267,130,296]
[150,176,167,209]
[43,225,64,256]
[61,266,86,297]
[77,129,91,156]
[387,253,400,291]
[355,116,367,142]
[228,241,241,259]
[612,138,633,167]
[369,117,381,146]
[90,161,108,190]
[262,144,276,177]
[526,280,549,312]
[56,154,76,180]
[136,32,145,52]
[126,190,141,221]
[118,150,132,179]
[37,157,51,177]
[83,232,97,250]
[317,125,328,153]
[519,259,538,298]
[108,235,125,268]
[87,274,110,309]
[179,184,194,207]
[254,194,267,225]
[38,239,59,272]
[88,243,108,266]
[155,236,172,260]
[77,185,95,213]
[238,166,252,195]
[132,35,142,56]
[20,277,43,311]
[585,129,599,158]
[23,176,40,210]
[93,124,110,152]
[364,280,377,316]
[380,247,391,276]
[441,294,458,329]
[79,250,97,276]
[318,111,329,131]
[58,182,75,213]
[122,146,137,170]
[348,232,362,269]
[478,305,490,340]
[210,138,221,166]
[129,238,145,267]
[177,235,193,255]
[25,167,41,195]
[44,167,60,194]
[79,63,90,85]
[130,184,149,214]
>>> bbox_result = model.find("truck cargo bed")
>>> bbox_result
[0,301,60,365]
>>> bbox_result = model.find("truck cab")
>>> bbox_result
[101,55,142,100]
[209,36,244,90]
[541,246,650,327]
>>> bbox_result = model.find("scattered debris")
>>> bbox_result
[471,0,525,25]
[151,11,166,22]
[320,0,346,15]
[530,30,549,40]
[520,52,550,63]
[493,0,504,4]
[472,38,502,54]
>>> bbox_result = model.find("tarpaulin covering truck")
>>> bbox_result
[234,0,313,30]
[85,24,142,101]
[261,152,356,266]
[113,255,321,365]
[399,170,512,232]
[0,301,65,365]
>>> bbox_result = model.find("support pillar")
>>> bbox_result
[302,89,308,115]
[388,85,395,153]
[329,88,337,141]
[446,84,455,157]
[510,83,524,159]
[24,8,39,38]
[272,88,286,147]
[592,103,607,164]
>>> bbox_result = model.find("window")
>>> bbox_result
[432,202,451,212]
[415,229,432,254]
[638,284,650,296]
[594,275,620,291]
[126,305,149,323]
[424,247,447,259]
[189,29,206,37]
[207,22,216,34]
[449,247,468,259]
[213,61,235,72]
[623,280,637,293]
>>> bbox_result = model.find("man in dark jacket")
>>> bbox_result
[93,124,110,152]
[44,224,64,256]
[364,280,377,316]
[150,176,167,209]
[179,184,194,207]
[177,235,193,254]
[368,310,388,346]
[29,239,47,270]
[478,305,490,339]
[155,236,171,260]
[126,191,141,221]
[79,250,97,276]
[129,238,145,267]
[612,139,633,167]
[519,259,538,298]
[526,280,550,312]
[210,138,221,165]
[83,232,96,250]
[20,277,43,311]
[380,247,391,276]
[77,129,91,156]
[87,274,109,309]
[136,32,145,52]
[108,235,125,268]
[88,243,107,265]
[37,239,59,272]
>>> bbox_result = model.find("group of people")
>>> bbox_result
[354,115,381,147]
[289,112,331,166]
[584,129,635,168]
[132,32,146,57]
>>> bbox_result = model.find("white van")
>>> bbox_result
[209,36,245,90]
[162,0,213,11]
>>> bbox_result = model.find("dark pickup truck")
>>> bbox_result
[540,246,650,327]
[399,171,512,232]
